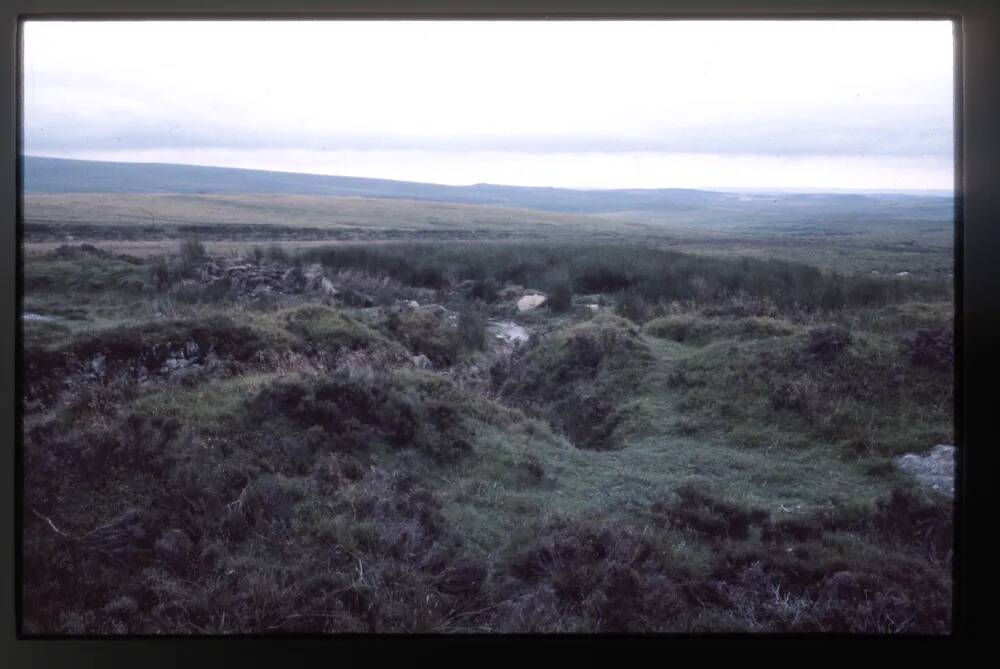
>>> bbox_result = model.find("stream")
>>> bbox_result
[488,320,529,345]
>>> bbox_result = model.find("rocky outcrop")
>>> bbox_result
[191,259,351,302]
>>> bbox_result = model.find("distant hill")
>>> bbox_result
[22,155,738,214]
[22,155,953,232]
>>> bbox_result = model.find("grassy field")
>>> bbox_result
[23,193,660,235]
[24,191,954,283]
[20,235,954,633]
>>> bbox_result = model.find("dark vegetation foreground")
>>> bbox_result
[21,240,954,633]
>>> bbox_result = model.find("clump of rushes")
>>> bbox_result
[471,278,499,303]
[458,304,488,351]
[547,280,573,314]
[178,239,206,263]
[265,244,290,263]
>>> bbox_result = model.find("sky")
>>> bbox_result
[22,20,954,191]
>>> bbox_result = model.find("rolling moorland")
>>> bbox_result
[20,157,954,633]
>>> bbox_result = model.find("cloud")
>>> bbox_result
[24,104,952,158]
[21,19,955,188]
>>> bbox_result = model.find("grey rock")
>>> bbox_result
[319,277,339,296]
[894,444,956,495]
[517,294,547,312]
[162,355,195,373]
[90,353,107,376]
[412,354,433,370]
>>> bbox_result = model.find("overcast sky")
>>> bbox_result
[23,20,954,191]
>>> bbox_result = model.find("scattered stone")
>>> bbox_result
[90,354,106,377]
[161,353,196,373]
[894,444,956,495]
[319,278,338,296]
[517,294,547,312]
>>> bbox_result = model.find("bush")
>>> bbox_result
[150,256,172,292]
[499,519,686,632]
[383,310,462,367]
[615,289,651,324]
[575,267,632,293]
[458,305,488,351]
[903,328,953,370]
[547,281,573,314]
[643,316,701,343]
[247,374,475,464]
[178,239,206,264]
[265,244,290,264]
[806,325,853,361]
[284,305,405,362]
[652,484,770,540]
[300,242,949,315]
[471,278,498,303]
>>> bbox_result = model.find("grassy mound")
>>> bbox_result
[20,240,954,634]
[282,305,409,365]
[499,314,653,450]
[246,372,475,464]
[380,308,462,367]
[25,251,148,294]
[489,482,950,632]
[670,319,953,458]
[24,316,273,407]
[644,314,797,345]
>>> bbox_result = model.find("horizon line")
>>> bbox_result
[22,153,955,197]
